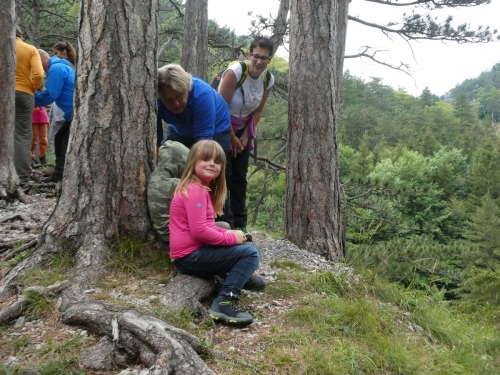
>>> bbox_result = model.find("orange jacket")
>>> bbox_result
[15,37,44,95]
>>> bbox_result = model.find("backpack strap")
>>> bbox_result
[236,61,248,89]
[263,69,272,90]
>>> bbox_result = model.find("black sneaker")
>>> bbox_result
[243,275,266,291]
[41,174,62,183]
[39,155,48,165]
[208,293,253,326]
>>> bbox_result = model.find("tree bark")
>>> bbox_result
[0,0,158,300]
[270,0,290,50]
[285,0,349,261]
[0,0,20,199]
[181,0,208,81]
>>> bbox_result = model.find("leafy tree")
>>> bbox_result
[368,149,453,240]
[419,87,439,107]
[453,93,477,130]
[468,137,500,203]
[463,194,500,269]
[16,0,78,48]
[477,86,500,122]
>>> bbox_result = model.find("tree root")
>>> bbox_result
[1,239,38,262]
[61,300,217,374]
[0,280,69,325]
[0,235,38,250]
[0,213,31,224]
[160,273,215,311]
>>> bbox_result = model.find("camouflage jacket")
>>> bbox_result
[148,140,189,242]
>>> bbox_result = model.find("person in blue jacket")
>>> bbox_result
[35,50,75,183]
[157,63,233,225]
[157,64,231,151]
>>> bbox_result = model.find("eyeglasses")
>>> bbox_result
[250,53,271,62]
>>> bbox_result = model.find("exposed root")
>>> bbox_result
[61,300,217,374]
[0,235,38,250]
[0,280,69,326]
[1,239,38,262]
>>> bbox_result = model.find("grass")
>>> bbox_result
[213,261,500,375]
[22,249,72,287]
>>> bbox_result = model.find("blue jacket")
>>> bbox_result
[35,56,75,122]
[157,77,230,147]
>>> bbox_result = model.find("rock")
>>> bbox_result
[14,316,25,328]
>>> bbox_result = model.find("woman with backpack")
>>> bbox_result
[217,36,275,240]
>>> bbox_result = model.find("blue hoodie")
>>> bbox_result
[35,56,75,122]
[157,77,230,147]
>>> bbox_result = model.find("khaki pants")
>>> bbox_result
[14,91,34,182]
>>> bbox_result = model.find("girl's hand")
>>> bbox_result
[238,135,248,152]
[228,229,246,244]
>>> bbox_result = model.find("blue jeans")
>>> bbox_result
[173,244,261,297]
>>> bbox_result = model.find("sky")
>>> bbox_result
[208,0,500,97]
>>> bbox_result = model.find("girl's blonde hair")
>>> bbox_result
[175,140,227,215]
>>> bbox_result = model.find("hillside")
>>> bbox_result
[1,192,499,374]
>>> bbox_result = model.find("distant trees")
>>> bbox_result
[477,86,500,122]
[15,0,78,48]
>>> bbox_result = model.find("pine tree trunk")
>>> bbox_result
[181,0,208,81]
[0,0,20,199]
[285,0,349,261]
[0,0,158,300]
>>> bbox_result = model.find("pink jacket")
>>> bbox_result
[32,106,49,124]
[169,182,237,259]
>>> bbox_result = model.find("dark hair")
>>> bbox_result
[15,26,23,38]
[250,36,274,57]
[52,41,77,66]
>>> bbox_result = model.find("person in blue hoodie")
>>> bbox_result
[157,63,234,226]
[35,50,75,183]
[156,64,231,152]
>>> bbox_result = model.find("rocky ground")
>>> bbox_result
[0,188,347,374]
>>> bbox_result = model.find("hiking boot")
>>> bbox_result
[208,292,253,326]
[243,275,266,291]
[235,226,253,242]
[39,155,48,165]
[41,174,62,183]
